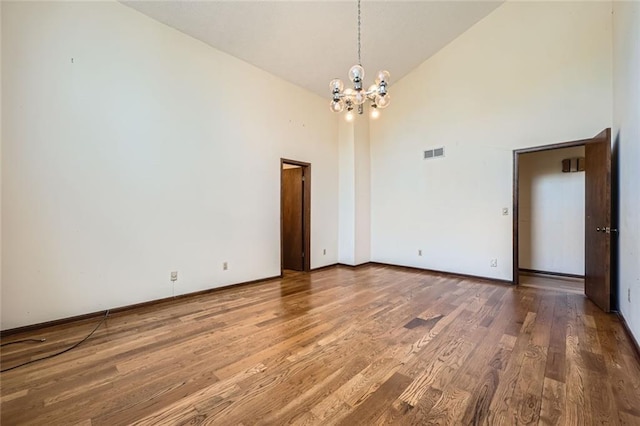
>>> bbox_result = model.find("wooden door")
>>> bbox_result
[584,128,612,312]
[282,167,304,271]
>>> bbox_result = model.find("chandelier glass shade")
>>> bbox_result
[329,0,390,119]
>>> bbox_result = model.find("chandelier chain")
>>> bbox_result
[357,0,361,65]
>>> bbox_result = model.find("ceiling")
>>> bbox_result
[122,1,503,98]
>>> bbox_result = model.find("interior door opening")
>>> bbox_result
[281,159,311,274]
[517,146,586,294]
[513,129,614,312]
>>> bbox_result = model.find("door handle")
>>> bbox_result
[596,227,619,234]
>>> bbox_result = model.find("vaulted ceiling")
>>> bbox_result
[122,1,503,98]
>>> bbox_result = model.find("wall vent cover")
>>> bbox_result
[424,147,445,159]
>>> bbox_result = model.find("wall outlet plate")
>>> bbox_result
[223,262,228,271]
[170,271,178,282]
[490,259,498,267]
[502,207,509,216]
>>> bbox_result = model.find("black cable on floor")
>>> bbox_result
[0,310,110,373]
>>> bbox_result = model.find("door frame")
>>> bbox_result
[512,137,592,285]
[280,158,311,275]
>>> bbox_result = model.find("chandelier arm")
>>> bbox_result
[336,91,378,99]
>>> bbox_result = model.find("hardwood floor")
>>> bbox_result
[519,273,585,295]
[1,265,639,425]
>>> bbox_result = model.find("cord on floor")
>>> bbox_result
[0,310,110,373]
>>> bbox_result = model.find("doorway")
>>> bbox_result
[517,145,586,294]
[281,159,311,274]
[513,129,614,312]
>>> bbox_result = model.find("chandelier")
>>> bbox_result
[329,0,390,121]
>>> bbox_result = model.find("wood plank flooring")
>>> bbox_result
[519,273,585,295]
[1,265,639,425]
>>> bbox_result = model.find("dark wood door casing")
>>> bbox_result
[282,167,304,271]
[280,159,311,274]
[512,137,592,286]
[512,129,613,314]
[584,128,612,312]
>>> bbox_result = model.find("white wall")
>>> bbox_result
[1,1,339,329]
[354,115,371,265]
[370,1,612,280]
[0,2,3,307]
[519,146,585,275]
[338,119,355,265]
[338,114,371,266]
[0,3,3,307]
[613,1,640,343]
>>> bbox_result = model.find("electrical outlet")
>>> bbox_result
[170,271,178,282]
[490,259,498,267]
[323,249,326,255]
[223,262,228,271]
[629,288,631,303]
[418,249,422,256]
[502,207,509,216]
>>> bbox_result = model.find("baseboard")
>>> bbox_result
[317,262,512,287]
[369,262,513,286]
[309,263,339,272]
[617,312,640,363]
[0,310,109,339]
[0,274,281,337]
[337,262,373,269]
[311,263,373,270]
[519,268,584,279]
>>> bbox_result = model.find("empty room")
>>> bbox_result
[1,0,639,424]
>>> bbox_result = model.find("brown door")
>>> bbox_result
[282,167,304,271]
[584,128,612,312]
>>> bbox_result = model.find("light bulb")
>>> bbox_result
[330,99,345,113]
[329,78,344,93]
[370,107,380,119]
[345,110,355,122]
[348,65,365,82]
[375,70,390,85]
[353,90,366,105]
[375,94,391,109]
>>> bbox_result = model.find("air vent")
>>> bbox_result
[424,147,445,160]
